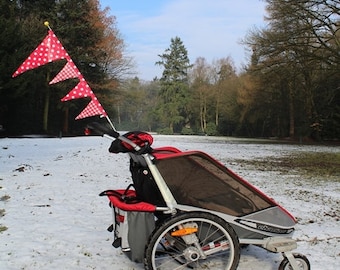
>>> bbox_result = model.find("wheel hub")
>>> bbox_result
[183,246,200,262]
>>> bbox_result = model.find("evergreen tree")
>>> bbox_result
[1,0,126,135]
[156,36,192,133]
[0,0,47,134]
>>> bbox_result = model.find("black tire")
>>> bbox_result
[278,253,310,270]
[144,211,240,270]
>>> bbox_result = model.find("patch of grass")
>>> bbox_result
[0,225,8,233]
[0,209,5,217]
[234,152,340,180]
[284,152,340,176]
[13,164,33,172]
[0,195,10,201]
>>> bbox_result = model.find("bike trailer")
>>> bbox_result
[93,127,310,270]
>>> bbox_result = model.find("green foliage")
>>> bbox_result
[156,37,192,133]
[156,127,173,135]
[112,77,162,132]
[205,122,218,136]
[116,0,339,140]
[0,0,124,135]
[181,127,195,135]
[240,0,340,140]
[1,0,339,140]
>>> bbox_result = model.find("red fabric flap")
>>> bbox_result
[106,189,156,212]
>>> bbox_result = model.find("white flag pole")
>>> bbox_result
[105,116,117,131]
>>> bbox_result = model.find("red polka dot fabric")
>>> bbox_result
[49,60,80,84]
[75,98,107,120]
[12,30,68,77]
[12,29,108,120]
[61,79,94,101]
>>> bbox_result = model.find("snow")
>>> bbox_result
[0,135,339,270]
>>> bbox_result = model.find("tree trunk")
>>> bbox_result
[289,86,295,138]
[169,122,173,133]
[63,107,69,134]
[199,92,207,133]
[117,105,121,124]
[43,72,50,132]
[215,86,220,127]
[199,90,203,132]
[203,99,207,131]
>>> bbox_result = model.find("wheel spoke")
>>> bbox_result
[145,212,240,269]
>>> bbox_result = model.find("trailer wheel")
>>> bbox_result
[144,211,240,270]
[278,253,310,270]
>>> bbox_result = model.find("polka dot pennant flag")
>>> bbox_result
[49,60,80,84]
[75,98,107,120]
[12,30,68,77]
[61,79,94,101]
[12,26,110,121]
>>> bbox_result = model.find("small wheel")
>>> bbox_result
[144,211,240,270]
[278,253,310,270]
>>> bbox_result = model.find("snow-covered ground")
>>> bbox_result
[0,135,339,269]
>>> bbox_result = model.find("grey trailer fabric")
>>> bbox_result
[127,211,155,262]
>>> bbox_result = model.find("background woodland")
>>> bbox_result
[0,0,339,141]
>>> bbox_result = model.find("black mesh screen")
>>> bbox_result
[156,153,272,216]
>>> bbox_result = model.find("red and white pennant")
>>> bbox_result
[61,79,94,101]
[12,30,68,77]
[76,98,106,120]
[12,28,108,120]
[49,60,80,84]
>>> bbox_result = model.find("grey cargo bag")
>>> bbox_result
[113,207,155,263]
[99,188,156,263]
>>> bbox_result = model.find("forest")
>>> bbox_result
[0,0,339,141]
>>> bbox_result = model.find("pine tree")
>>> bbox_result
[2,0,126,135]
[156,37,192,133]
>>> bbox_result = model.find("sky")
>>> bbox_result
[99,0,268,81]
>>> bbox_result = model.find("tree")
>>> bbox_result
[114,77,161,131]
[0,0,18,130]
[189,57,212,133]
[189,57,238,135]
[54,0,126,133]
[1,0,127,135]
[211,58,237,131]
[241,0,340,139]
[156,37,192,133]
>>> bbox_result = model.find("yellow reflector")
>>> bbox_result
[171,227,198,237]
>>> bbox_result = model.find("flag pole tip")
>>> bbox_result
[44,21,50,27]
